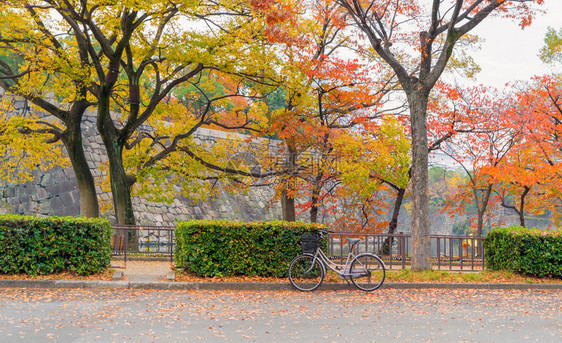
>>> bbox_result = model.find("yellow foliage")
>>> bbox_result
[0,103,69,184]
[335,115,411,198]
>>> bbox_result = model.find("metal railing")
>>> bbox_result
[112,226,175,267]
[326,232,485,271]
[111,226,485,271]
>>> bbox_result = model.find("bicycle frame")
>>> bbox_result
[309,242,364,280]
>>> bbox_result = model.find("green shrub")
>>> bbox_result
[175,220,327,277]
[484,226,561,278]
[0,215,112,275]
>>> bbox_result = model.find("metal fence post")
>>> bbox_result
[437,237,441,270]
[400,233,406,270]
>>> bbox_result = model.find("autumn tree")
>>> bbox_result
[491,76,562,226]
[121,71,272,208]
[540,26,562,66]
[333,115,411,233]
[445,78,561,230]
[530,77,562,223]
[0,5,100,217]
[214,0,401,223]
[1,1,273,225]
[269,54,392,224]
[435,85,521,236]
[336,0,544,270]
[0,96,69,188]
[488,145,545,227]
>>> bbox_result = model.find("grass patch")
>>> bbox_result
[385,269,560,284]
[174,268,561,284]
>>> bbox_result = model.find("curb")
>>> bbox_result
[1,280,561,291]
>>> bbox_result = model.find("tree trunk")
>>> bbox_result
[407,91,431,271]
[476,208,485,238]
[310,190,319,223]
[388,187,405,235]
[382,187,406,255]
[281,189,296,221]
[63,112,99,218]
[475,184,493,237]
[105,142,135,225]
[518,186,530,227]
[310,170,325,223]
[281,145,297,222]
[501,186,529,228]
[96,93,136,226]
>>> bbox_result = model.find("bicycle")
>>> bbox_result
[288,230,386,292]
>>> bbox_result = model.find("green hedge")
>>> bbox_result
[484,226,562,278]
[0,215,112,275]
[175,220,327,277]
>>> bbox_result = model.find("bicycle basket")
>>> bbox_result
[301,232,321,254]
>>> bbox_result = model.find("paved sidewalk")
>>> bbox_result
[1,288,560,342]
[117,260,173,282]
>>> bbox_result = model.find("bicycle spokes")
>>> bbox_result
[288,254,325,291]
[350,253,385,292]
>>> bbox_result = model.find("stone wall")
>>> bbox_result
[0,111,287,225]
[1,110,549,232]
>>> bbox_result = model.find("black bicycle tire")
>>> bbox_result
[288,254,325,291]
[350,253,385,292]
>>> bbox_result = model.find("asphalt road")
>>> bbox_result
[0,288,560,342]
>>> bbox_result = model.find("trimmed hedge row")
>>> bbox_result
[0,215,112,275]
[484,226,561,278]
[175,220,327,277]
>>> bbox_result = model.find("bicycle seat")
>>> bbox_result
[347,238,361,245]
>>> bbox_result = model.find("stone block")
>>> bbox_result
[52,169,68,183]
[18,195,31,205]
[56,182,76,196]
[10,204,20,214]
[35,187,49,200]
[50,196,63,210]
[69,190,79,201]
[39,202,51,215]
[0,203,10,215]
[22,201,33,213]
[39,174,52,187]
[62,205,78,217]
[21,185,33,196]
[3,187,15,198]
[62,168,76,179]
[60,193,74,207]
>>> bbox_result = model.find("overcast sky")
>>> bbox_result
[463,0,561,88]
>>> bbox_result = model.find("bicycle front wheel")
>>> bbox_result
[288,254,325,291]
[350,253,385,292]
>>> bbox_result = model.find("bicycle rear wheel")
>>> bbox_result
[288,254,325,291]
[350,253,385,292]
